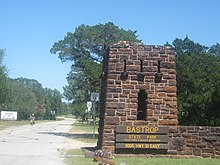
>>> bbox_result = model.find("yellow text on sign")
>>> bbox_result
[124,143,161,149]
[126,126,159,133]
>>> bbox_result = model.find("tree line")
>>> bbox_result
[1,22,220,126]
[0,50,67,120]
[51,22,220,126]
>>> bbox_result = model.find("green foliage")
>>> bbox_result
[0,49,9,107]
[69,102,88,121]
[50,22,140,65]
[174,37,220,126]
[4,77,66,120]
[209,43,220,56]
[43,88,64,118]
[6,78,38,119]
[51,22,140,120]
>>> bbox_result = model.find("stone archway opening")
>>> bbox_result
[137,90,147,120]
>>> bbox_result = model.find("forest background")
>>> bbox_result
[1,22,220,126]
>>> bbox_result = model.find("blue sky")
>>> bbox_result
[0,0,220,93]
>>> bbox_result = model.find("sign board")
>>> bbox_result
[116,126,169,134]
[91,93,99,102]
[0,111,17,120]
[87,101,92,108]
[115,125,169,150]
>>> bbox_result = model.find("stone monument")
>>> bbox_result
[96,41,220,158]
[97,41,177,153]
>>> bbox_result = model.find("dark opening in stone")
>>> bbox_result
[137,90,147,120]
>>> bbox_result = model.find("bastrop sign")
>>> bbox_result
[115,126,169,150]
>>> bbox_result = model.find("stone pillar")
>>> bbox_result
[97,41,177,151]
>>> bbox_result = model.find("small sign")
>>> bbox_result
[91,93,99,102]
[0,111,17,120]
[87,101,92,108]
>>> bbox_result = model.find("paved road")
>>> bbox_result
[0,118,75,165]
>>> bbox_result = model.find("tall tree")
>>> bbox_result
[174,37,220,126]
[0,49,9,108]
[50,22,140,66]
[50,22,140,119]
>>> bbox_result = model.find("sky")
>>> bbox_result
[0,0,220,93]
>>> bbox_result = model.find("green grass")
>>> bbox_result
[64,148,96,165]
[70,122,98,133]
[66,149,83,156]
[0,120,29,131]
[114,157,220,165]
[68,121,98,143]
[65,154,220,165]
[0,119,54,131]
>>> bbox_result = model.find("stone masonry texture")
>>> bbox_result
[168,126,220,158]
[96,42,220,158]
[97,41,178,152]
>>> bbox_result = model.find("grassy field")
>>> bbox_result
[68,121,98,143]
[0,120,29,131]
[70,122,98,133]
[0,119,54,131]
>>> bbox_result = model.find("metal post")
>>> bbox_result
[92,101,96,139]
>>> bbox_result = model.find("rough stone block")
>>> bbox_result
[107,87,121,93]
[105,109,115,116]
[163,115,178,120]
[159,119,178,126]
[202,153,211,158]
[167,150,178,155]
[147,116,159,122]
[169,137,185,151]
[120,116,126,121]
[202,148,215,154]
[103,134,115,141]
[180,150,193,155]
[127,115,137,120]
[186,143,196,148]
[161,62,175,69]
[106,102,125,109]
[169,126,179,133]
[102,141,115,147]
[164,86,177,93]
[104,129,113,134]
[105,117,119,125]
[126,103,137,109]
[116,109,126,116]
[197,143,207,148]
[193,148,202,156]
[136,84,149,89]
